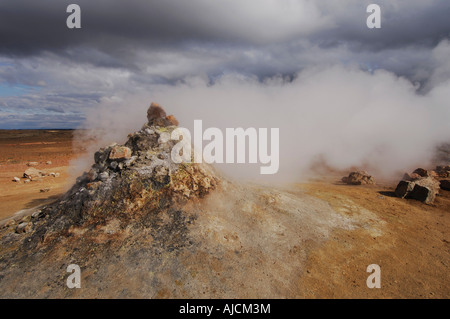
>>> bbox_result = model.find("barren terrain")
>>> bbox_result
[0,130,82,221]
[0,130,448,298]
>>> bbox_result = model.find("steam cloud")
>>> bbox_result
[72,40,450,183]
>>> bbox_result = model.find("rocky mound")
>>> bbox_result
[0,103,359,298]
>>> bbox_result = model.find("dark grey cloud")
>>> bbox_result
[1,1,449,57]
[0,0,449,129]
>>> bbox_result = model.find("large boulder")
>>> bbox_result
[395,176,440,204]
[395,180,415,198]
[23,167,45,180]
[407,184,436,204]
[342,171,375,185]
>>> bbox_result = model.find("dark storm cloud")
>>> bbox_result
[1,0,449,58]
[314,1,450,51]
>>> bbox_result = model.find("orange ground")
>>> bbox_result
[0,130,85,221]
[0,130,448,298]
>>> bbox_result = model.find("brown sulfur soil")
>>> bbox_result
[295,179,449,298]
[0,130,448,298]
[0,130,87,221]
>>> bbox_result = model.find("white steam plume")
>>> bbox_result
[72,42,450,183]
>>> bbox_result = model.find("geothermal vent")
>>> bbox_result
[0,103,358,298]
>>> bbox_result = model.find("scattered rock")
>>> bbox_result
[23,179,31,183]
[40,188,50,193]
[27,162,39,167]
[23,167,45,180]
[109,145,132,161]
[342,171,375,185]
[440,180,450,191]
[15,222,32,234]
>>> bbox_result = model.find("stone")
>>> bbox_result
[407,185,435,204]
[146,102,179,127]
[342,171,375,185]
[109,145,132,161]
[396,176,440,204]
[20,215,32,223]
[412,168,429,177]
[414,176,441,192]
[23,179,31,183]
[87,169,98,182]
[87,181,103,190]
[166,115,179,126]
[99,171,109,182]
[395,180,415,198]
[3,219,16,229]
[12,177,20,182]
[15,222,32,234]
[46,161,52,165]
[123,156,137,168]
[94,148,111,165]
[24,167,44,180]
[402,173,412,181]
[32,210,45,219]
[109,161,118,170]
[440,180,450,191]
[435,166,450,178]
[40,188,50,193]
[27,162,39,166]
[147,102,167,123]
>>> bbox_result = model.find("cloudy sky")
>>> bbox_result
[0,0,449,129]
